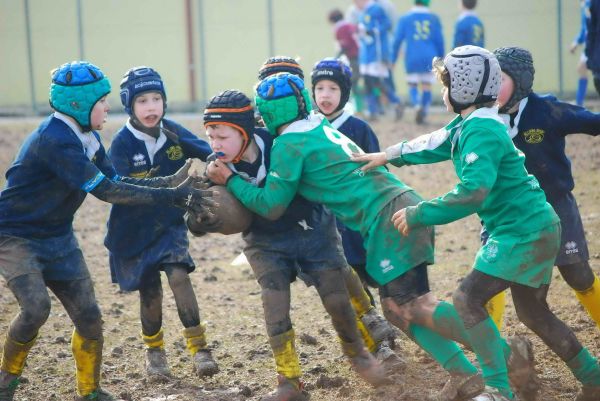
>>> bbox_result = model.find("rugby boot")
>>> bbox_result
[471,386,517,401]
[260,375,309,401]
[506,336,539,401]
[73,388,116,401]
[142,329,172,379]
[374,340,407,373]
[341,339,388,387]
[432,371,484,401]
[183,324,219,377]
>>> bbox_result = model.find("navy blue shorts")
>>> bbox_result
[242,208,347,285]
[109,224,194,291]
[0,233,89,282]
[378,263,430,305]
[550,192,589,266]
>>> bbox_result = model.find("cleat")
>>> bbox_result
[73,388,116,401]
[193,349,219,377]
[432,372,484,401]
[471,386,515,401]
[506,336,539,401]
[260,375,309,401]
[145,348,171,380]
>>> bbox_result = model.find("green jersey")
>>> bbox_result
[386,107,559,237]
[227,113,411,236]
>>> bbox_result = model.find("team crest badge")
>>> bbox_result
[523,129,544,144]
[132,153,147,167]
[166,145,183,160]
[380,259,394,273]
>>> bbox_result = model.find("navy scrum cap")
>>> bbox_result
[120,66,166,116]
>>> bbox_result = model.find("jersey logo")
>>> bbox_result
[464,152,479,164]
[380,259,394,274]
[523,129,544,144]
[132,153,147,167]
[565,241,579,255]
[166,145,183,160]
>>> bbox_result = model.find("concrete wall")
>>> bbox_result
[0,0,586,112]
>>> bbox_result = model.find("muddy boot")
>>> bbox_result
[182,324,219,377]
[432,372,485,401]
[260,375,309,401]
[73,388,116,401]
[394,103,405,121]
[374,340,407,374]
[575,384,600,401]
[415,107,426,125]
[506,336,539,401]
[145,348,171,380]
[342,340,388,387]
[360,308,397,345]
[471,386,516,401]
[192,349,219,377]
[142,329,172,380]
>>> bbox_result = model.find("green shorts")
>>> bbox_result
[474,222,561,288]
[365,191,435,286]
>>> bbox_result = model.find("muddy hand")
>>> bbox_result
[391,208,410,236]
[206,159,233,185]
[351,151,388,172]
[167,158,194,186]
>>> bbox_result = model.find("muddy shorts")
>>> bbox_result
[109,224,194,292]
[549,192,589,266]
[243,208,347,285]
[474,222,561,288]
[378,262,430,304]
[0,233,89,283]
[365,190,435,286]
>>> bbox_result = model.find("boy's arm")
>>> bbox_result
[385,126,453,167]
[405,129,502,228]
[391,17,405,63]
[554,101,600,136]
[226,142,301,221]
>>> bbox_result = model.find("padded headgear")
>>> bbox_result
[49,61,111,132]
[442,45,501,113]
[255,73,313,137]
[493,46,535,113]
[328,9,344,23]
[119,66,166,116]
[258,56,304,81]
[204,90,255,163]
[311,58,353,114]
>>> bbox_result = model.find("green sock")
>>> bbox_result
[408,323,477,375]
[432,301,472,347]
[567,347,600,386]
[466,317,512,397]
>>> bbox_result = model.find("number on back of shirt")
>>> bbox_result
[323,126,363,157]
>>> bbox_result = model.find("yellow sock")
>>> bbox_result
[182,323,208,355]
[485,291,506,332]
[0,334,37,375]
[268,329,301,379]
[355,318,377,353]
[71,330,102,396]
[574,274,600,329]
[343,267,372,318]
[142,328,164,349]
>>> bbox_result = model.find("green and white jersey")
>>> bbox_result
[227,113,411,235]
[386,107,559,237]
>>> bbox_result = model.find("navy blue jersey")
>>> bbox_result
[330,112,380,265]
[507,93,600,201]
[0,115,116,239]
[104,118,211,258]
[453,11,485,48]
[587,0,600,72]
[235,128,324,234]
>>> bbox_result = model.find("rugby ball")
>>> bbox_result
[186,185,252,235]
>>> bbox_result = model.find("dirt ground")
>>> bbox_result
[0,104,599,401]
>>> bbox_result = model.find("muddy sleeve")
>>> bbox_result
[90,177,176,206]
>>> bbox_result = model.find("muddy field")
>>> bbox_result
[0,104,599,401]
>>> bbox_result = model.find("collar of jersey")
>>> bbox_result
[281,111,325,135]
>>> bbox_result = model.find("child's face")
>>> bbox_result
[314,79,342,116]
[90,95,110,130]
[133,91,164,128]
[497,72,515,110]
[206,124,245,163]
